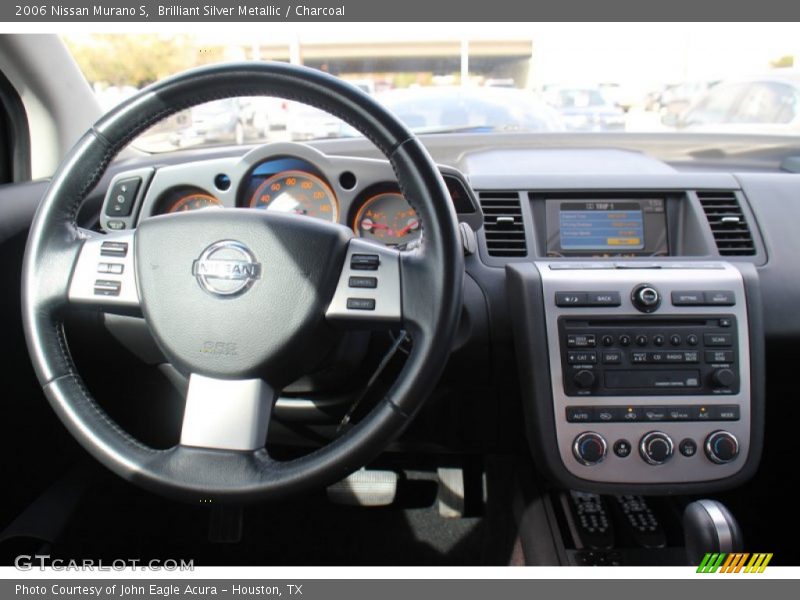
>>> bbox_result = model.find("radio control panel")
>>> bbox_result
[536,262,752,485]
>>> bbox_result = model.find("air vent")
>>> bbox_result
[697,191,756,256]
[479,192,527,257]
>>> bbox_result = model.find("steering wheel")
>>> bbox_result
[21,62,463,503]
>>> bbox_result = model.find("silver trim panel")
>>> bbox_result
[537,261,751,484]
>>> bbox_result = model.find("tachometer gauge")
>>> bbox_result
[354,192,421,248]
[248,170,338,223]
[163,192,223,213]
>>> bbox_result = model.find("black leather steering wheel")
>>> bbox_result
[21,62,463,503]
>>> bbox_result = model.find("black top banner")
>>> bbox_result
[4,0,800,22]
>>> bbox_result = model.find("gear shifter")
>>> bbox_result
[683,500,744,565]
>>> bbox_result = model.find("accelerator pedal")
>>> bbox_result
[327,469,398,506]
[437,467,465,518]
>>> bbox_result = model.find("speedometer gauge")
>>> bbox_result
[354,192,421,248]
[249,170,338,223]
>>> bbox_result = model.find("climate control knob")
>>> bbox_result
[705,431,739,464]
[632,284,661,313]
[573,369,596,389]
[639,431,674,465]
[573,432,607,466]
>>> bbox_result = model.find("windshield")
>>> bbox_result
[63,25,800,152]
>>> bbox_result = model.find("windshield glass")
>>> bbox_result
[63,25,800,152]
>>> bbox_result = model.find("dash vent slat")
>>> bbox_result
[697,191,756,256]
[478,192,527,257]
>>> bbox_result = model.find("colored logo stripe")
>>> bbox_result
[697,552,773,573]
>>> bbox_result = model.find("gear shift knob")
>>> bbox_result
[683,500,744,565]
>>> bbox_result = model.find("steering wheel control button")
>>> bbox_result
[100,241,128,257]
[705,431,740,464]
[555,292,588,307]
[350,253,380,270]
[679,438,698,457]
[587,291,621,306]
[97,263,124,275]
[192,240,261,298]
[704,290,736,306]
[639,431,674,465]
[93,280,121,297]
[105,177,141,217]
[348,276,377,289]
[346,298,376,311]
[632,284,661,313]
[613,439,632,458]
[573,432,607,466]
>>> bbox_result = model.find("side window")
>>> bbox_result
[731,82,799,124]
[683,83,747,126]
[0,70,31,183]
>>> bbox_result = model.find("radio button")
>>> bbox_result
[686,334,699,346]
[601,335,615,346]
[618,335,632,347]
[630,351,648,363]
[567,334,596,348]
[706,350,735,363]
[704,333,733,346]
[573,369,596,389]
[719,317,733,328]
[587,291,621,306]
[704,291,735,306]
[632,284,661,313]
[653,334,665,346]
[664,351,685,363]
[670,334,682,346]
[602,351,622,364]
[711,368,737,388]
[635,335,648,346]
[568,351,597,365]
[556,292,588,307]
[683,351,700,363]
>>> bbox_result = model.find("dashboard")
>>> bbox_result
[77,135,800,497]
[101,143,480,250]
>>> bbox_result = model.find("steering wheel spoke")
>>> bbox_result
[325,238,403,328]
[180,374,276,451]
[67,229,140,314]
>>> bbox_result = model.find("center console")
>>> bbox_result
[507,260,764,494]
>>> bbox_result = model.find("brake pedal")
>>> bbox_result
[327,469,398,506]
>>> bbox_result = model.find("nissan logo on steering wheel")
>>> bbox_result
[191,240,261,297]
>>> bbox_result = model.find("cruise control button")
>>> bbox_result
[704,333,732,346]
[93,279,121,297]
[555,292,588,307]
[348,276,377,289]
[704,290,735,306]
[105,177,141,217]
[350,254,380,270]
[97,263,124,275]
[346,298,376,310]
[671,291,704,305]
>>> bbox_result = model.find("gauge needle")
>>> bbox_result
[364,221,391,230]
[396,220,420,237]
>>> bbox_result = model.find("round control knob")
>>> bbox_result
[632,284,661,313]
[639,431,674,465]
[573,432,608,466]
[573,369,596,389]
[705,431,739,464]
[712,368,737,388]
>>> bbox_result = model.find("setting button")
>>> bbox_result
[350,254,380,270]
[671,291,704,305]
[346,298,376,310]
[348,276,377,289]
[105,177,141,217]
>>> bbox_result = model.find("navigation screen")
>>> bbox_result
[559,202,644,251]
[544,198,668,257]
